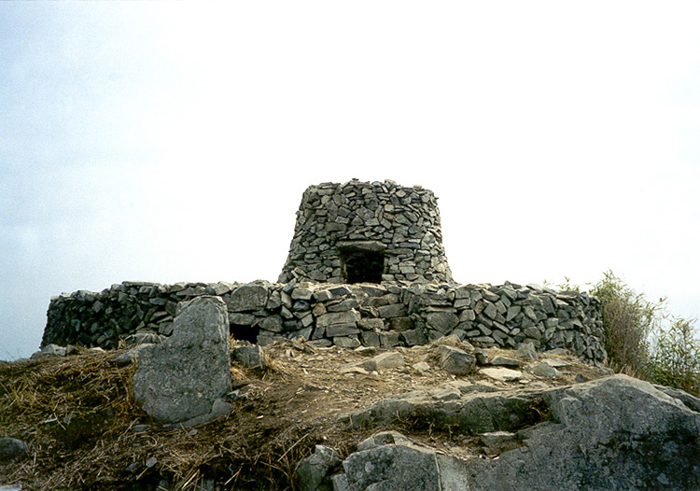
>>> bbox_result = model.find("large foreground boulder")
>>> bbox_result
[132,296,231,424]
[306,375,700,490]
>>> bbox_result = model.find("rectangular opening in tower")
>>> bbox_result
[340,249,384,284]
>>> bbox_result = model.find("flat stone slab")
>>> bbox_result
[480,367,523,382]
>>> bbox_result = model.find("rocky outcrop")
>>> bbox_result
[132,296,231,425]
[42,281,606,365]
[302,375,700,491]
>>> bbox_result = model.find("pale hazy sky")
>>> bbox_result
[2,1,699,359]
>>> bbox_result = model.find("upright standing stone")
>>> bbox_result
[132,296,231,424]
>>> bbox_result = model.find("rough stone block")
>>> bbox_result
[132,296,231,424]
[226,284,268,312]
[436,345,476,375]
[426,312,459,333]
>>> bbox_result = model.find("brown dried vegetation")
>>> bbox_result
[0,343,607,490]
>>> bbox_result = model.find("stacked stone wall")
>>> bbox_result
[43,280,606,365]
[279,180,453,284]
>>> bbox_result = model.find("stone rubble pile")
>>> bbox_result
[279,180,453,284]
[43,280,606,365]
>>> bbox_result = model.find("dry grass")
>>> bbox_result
[1,342,610,490]
[0,345,374,490]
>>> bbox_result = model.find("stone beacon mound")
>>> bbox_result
[279,180,453,285]
[41,179,607,365]
[13,179,700,491]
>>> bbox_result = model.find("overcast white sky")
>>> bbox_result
[2,1,699,360]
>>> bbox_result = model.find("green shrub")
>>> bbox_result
[648,317,700,396]
[589,271,665,378]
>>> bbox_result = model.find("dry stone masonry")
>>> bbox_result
[41,180,607,365]
[279,179,452,284]
[43,280,606,365]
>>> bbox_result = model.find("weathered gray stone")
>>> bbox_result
[436,345,476,375]
[359,330,381,347]
[339,431,466,491]
[468,376,700,490]
[316,310,360,329]
[296,444,341,491]
[326,324,360,337]
[0,438,29,461]
[232,344,264,369]
[400,328,425,347]
[132,296,231,424]
[530,361,560,377]
[228,313,256,325]
[333,336,361,348]
[426,312,459,333]
[124,332,165,346]
[258,315,283,333]
[361,351,404,371]
[110,343,154,367]
[226,284,268,312]
[515,341,538,361]
[340,376,700,491]
[479,431,520,455]
[30,344,66,359]
[379,331,401,348]
[377,304,407,318]
[488,355,522,367]
[480,367,522,382]
[357,318,384,331]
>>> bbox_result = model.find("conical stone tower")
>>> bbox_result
[279,179,453,284]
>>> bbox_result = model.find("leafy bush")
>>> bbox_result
[648,317,700,396]
[589,271,665,378]
[551,270,699,396]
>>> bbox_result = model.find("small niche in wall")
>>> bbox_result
[338,241,386,284]
[230,324,259,343]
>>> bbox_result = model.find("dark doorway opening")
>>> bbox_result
[341,249,384,284]
[230,324,259,343]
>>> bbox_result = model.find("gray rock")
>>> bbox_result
[232,344,264,369]
[337,431,468,491]
[296,445,341,491]
[110,343,154,366]
[425,312,459,333]
[479,431,520,455]
[124,332,164,346]
[31,344,66,359]
[333,336,361,349]
[515,341,538,360]
[326,324,360,337]
[361,351,404,371]
[400,328,425,347]
[488,355,522,367]
[317,310,360,329]
[226,283,268,312]
[0,438,29,460]
[132,296,231,424]
[480,367,522,382]
[530,361,560,377]
[377,303,408,318]
[436,345,475,375]
[0,485,22,491]
[341,376,700,490]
